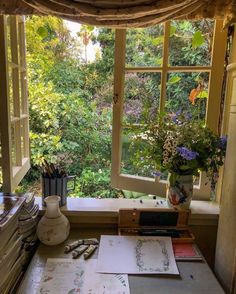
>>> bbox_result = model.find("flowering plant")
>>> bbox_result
[132,112,227,190]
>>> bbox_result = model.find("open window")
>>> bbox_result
[0,15,30,193]
[111,20,227,200]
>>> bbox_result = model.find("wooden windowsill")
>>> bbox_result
[35,197,219,226]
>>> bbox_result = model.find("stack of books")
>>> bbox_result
[0,194,39,293]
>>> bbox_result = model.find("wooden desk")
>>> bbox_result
[17,228,225,294]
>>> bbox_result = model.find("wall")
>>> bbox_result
[215,28,236,293]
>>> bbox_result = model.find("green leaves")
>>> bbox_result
[168,75,181,84]
[37,26,48,39]
[170,25,177,37]
[192,31,205,49]
[197,90,208,99]
[152,36,164,46]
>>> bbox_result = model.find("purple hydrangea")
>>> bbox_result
[218,136,227,150]
[152,171,162,177]
[176,147,199,160]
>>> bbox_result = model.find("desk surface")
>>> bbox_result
[17,228,225,294]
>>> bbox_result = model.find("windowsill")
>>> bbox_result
[35,197,219,226]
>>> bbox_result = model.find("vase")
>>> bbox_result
[37,196,70,245]
[166,173,193,209]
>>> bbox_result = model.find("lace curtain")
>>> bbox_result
[0,0,235,28]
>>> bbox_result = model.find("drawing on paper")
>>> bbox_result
[38,259,85,294]
[38,258,130,294]
[96,235,179,275]
[135,239,169,272]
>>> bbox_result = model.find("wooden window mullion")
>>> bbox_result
[0,15,30,192]
[0,15,13,192]
[10,16,22,166]
[18,16,30,158]
[111,29,126,187]
[206,20,228,133]
[159,21,170,112]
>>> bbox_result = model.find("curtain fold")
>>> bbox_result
[0,0,235,28]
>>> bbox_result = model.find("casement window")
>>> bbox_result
[0,15,30,193]
[111,20,227,200]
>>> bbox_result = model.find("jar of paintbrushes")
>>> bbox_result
[41,160,76,207]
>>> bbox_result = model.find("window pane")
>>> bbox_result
[123,72,161,125]
[21,121,25,158]
[20,70,27,114]
[169,20,214,66]
[165,72,209,122]
[9,69,14,117]
[6,17,12,63]
[0,169,2,190]
[126,25,164,67]
[11,125,16,166]
[121,127,155,178]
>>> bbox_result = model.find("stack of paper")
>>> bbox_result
[0,194,39,294]
[0,195,25,293]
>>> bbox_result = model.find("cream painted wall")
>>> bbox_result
[215,28,236,293]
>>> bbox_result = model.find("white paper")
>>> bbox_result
[38,258,130,294]
[97,235,179,275]
[83,260,130,294]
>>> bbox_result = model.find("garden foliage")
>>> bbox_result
[18,17,214,198]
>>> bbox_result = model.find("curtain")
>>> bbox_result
[0,0,235,28]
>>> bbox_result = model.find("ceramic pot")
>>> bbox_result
[166,173,193,209]
[37,196,70,245]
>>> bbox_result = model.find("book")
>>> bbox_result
[173,243,203,260]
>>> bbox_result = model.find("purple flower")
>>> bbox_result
[176,147,199,160]
[152,171,162,177]
[185,112,192,121]
[176,110,182,116]
[218,136,227,150]
[172,115,178,123]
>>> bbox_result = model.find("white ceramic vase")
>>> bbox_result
[166,174,193,210]
[37,196,70,245]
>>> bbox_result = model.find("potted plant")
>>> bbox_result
[131,112,227,209]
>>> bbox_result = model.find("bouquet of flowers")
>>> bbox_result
[132,112,227,191]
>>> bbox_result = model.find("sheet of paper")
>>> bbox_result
[97,235,179,275]
[38,258,130,294]
[83,259,130,294]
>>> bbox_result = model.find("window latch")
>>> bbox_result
[113,94,119,104]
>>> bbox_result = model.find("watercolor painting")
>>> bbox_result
[38,258,130,294]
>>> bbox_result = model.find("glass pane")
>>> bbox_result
[126,25,164,67]
[121,127,155,178]
[123,72,161,125]
[9,69,14,117]
[21,121,24,158]
[19,71,22,115]
[20,71,28,114]
[9,16,20,64]
[169,20,214,66]
[12,68,20,117]
[6,17,12,63]
[165,72,209,122]
[11,125,16,166]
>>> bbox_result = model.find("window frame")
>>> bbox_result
[111,20,227,200]
[0,15,30,193]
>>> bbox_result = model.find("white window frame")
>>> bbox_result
[111,20,227,200]
[0,15,30,193]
